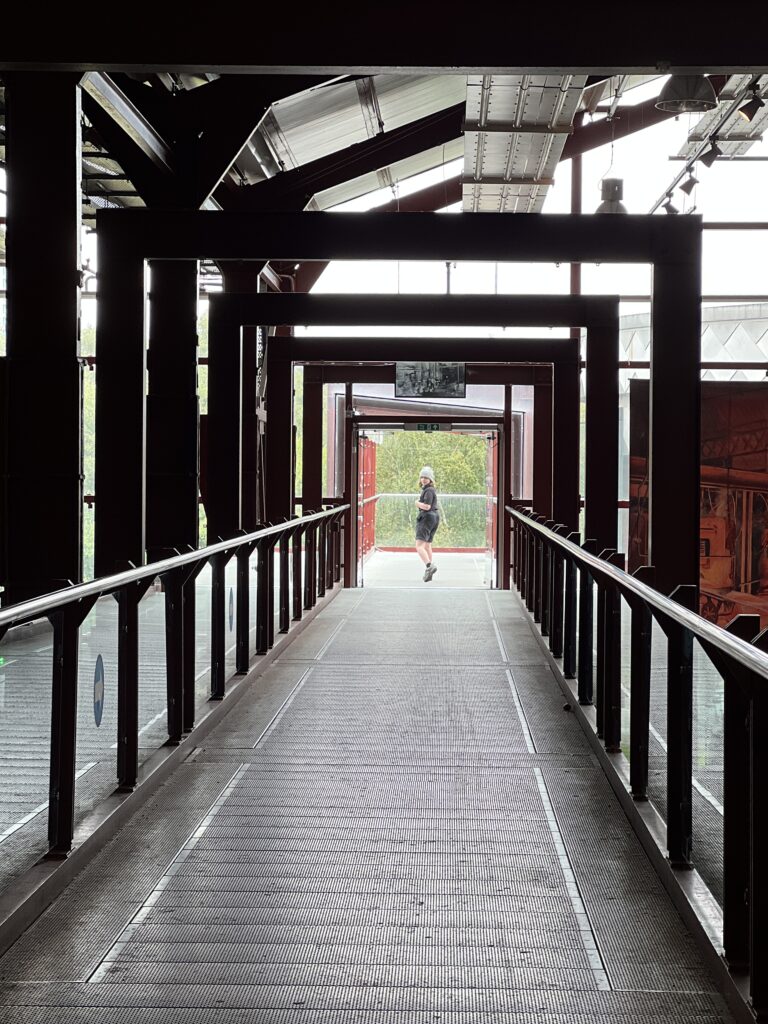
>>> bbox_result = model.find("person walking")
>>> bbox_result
[415,466,440,582]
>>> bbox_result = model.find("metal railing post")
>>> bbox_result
[603,552,625,753]
[210,551,227,700]
[279,529,292,633]
[117,584,142,790]
[549,526,566,659]
[255,538,270,655]
[595,548,616,740]
[563,531,580,679]
[664,583,697,868]
[628,565,655,800]
[577,539,597,705]
[48,598,96,855]
[292,526,304,621]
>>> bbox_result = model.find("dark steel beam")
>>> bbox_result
[96,208,700,265]
[264,344,294,524]
[302,377,324,513]
[218,103,465,211]
[561,98,678,161]
[3,73,83,602]
[5,24,768,73]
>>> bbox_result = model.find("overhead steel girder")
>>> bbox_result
[97,208,699,264]
[4,20,768,74]
[94,208,700,594]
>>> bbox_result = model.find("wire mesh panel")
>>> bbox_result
[137,577,169,764]
[75,597,120,822]
[0,621,54,894]
[691,641,725,906]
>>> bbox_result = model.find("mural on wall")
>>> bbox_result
[629,380,768,627]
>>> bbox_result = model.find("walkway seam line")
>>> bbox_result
[87,762,251,983]
[533,766,612,992]
[251,667,316,749]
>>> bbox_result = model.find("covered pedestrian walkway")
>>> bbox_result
[0,587,733,1022]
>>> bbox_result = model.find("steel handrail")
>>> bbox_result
[507,505,768,680]
[0,505,350,631]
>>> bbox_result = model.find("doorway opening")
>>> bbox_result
[352,418,503,589]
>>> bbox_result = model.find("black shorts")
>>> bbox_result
[415,512,439,542]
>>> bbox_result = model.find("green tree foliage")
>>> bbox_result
[373,431,490,548]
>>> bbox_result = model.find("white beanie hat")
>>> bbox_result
[419,466,435,482]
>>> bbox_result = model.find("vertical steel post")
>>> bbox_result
[318,521,328,598]
[541,521,556,637]
[750,677,768,1015]
[256,539,270,654]
[578,540,597,705]
[720,616,760,974]
[164,569,185,739]
[279,531,291,633]
[292,527,303,621]
[595,548,615,739]
[182,572,197,732]
[117,586,141,790]
[5,74,83,602]
[629,565,655,800]
[48,602,88,855]
[666,584,697,868]
[549,528,565,660]
[603,552,625,753]
[266,538,277,649]
[563,532,580,679]
[236,545,251,672]
[210,552,227,699]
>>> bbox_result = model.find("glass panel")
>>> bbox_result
[249,547,259,654]
[620,593,632,760]
[0,619,54,893]
[273,542,282,635]
[646,617,669,825]
[691,642,724,906]
[195,563,212,709]
[75,597,120,822]
[137,576,169,764]
[225,556,237,681]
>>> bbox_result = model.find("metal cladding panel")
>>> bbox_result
[675,73,768,159]
[313,138,464,210]
[463,74,586,213]
[264,75,466,171]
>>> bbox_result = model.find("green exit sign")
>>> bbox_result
[416,422,440,432]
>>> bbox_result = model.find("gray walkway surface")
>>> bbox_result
[0,587,734,1022]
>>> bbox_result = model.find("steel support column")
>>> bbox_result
[585,314,619,553]
[650,250,701,594]
[207,298,243,542]
[4,73,83,601]
[533,381,553,518]
[552,352,581,533]
[302,368,324,513]
[501,386,513,589]
[264,345,294,524]
[146,261,200,559]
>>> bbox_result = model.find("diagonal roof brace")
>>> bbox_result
[81,72,175,174]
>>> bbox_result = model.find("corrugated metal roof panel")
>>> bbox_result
[463,74,586,213]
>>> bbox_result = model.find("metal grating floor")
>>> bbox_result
[0,588,734,1022]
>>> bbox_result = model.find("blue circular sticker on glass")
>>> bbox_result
[229,587,234,631]
[94,655,105,727]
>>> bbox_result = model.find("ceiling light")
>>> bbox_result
[661,194,679,215]
[595,178,627,214]
[655,75,718,113]
[738,87,765,123]
[698,140,722,168]
[679,171,698,196]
